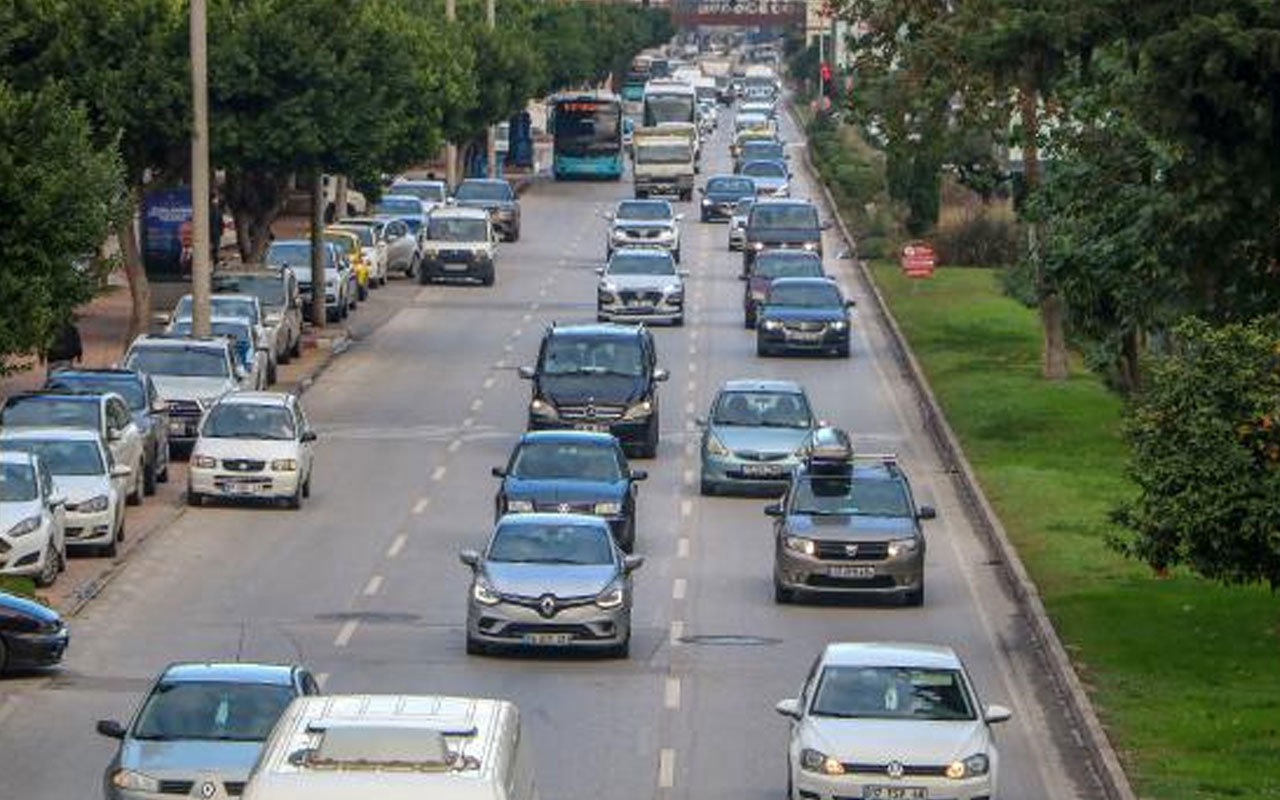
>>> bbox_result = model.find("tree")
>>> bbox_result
[1114,316,1280,590]
[0,81,125,372]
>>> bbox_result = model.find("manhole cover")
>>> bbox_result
[314,611,420,624]
[679,634,780,647]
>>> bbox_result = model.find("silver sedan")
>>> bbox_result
[460,513,643,658]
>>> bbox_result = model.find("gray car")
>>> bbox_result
[96,662,320,800]
[698,379,818,496]
[460,513,643,658]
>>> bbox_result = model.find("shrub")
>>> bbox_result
[933,211,1021,267]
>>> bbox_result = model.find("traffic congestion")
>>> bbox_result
[0,37,1082,800]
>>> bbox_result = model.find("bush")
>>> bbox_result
[806,115,894,255]
[933,211,1021,267]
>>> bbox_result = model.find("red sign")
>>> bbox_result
[820,62,832,82]
[900,242,936,278]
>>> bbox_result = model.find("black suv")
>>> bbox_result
[520,324,668,458]
[742,198,827,272]
[492,431,648,551]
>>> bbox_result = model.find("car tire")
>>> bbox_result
[904,582,925,607]
[700,210,709,223]
[837,343,851,359]
[290,334,302,359]
[35,543,60,588]
[187,489,203,507]
[608,632,631,659]
[700,478,717,496]
[674,247,682,263]
[418,267,430,286]
[0,638,8,674]
[620,517,637,554]
[481,267,495,287]
[672,314,684,328]
[143,456,158,496]
[302,473,312,499]
[638,414,659,459]
[286,486,302,510]
[465,635,490,656]
[756,338,770,357]
[268,360,278,385]
[102,520,122,558]
[774,579,794,604]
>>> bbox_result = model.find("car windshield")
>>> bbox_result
[1,398,99,430]
[332,225,375,247]
[126,347,229,378]
[609,253,676,276]
[792,476,913,516]
[617,202,670,221]
[265,242,330,270]
[169,322,253,368]
[2,439,104,476]
[542,336,644,377]
[736,113,766,129]
[755,254,823,280]
[455,182,511,201]
[742,161,786,178]
[751,205,818,229]
[488,522,614,565]
[712,391,811,428]
[0,462,38,502]
[213,275,285,307]
[768,283,842,308]
[131,681,296,742]
[174,296,257,324]
[428,217,488,241]
[374,198,422,216]
[810,666,976,721]
[201,404,295,440]
[510,442,623,482]
[708,177,755,195]
[743,144,785,161]
[323,234,357,256]
[46,375,146,411]
[393,183,446,203]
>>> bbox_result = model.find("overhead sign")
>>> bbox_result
[900,242,936,278]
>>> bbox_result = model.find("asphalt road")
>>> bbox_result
[0,108,1095,800]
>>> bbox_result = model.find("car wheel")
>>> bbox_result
[157,455,169,483]
[35,543,60,588]
[407,256,419,279]
[756,338,770,357]
[639,414,659,459]
[187,489,203,507]
[302,473,312,499]
[672,314,684,328]
[608,630,631,659]
[837,343,851,359]
[101,524,120,558]
[700,478,717,496]
[904,581,925,607]
[417,266,430,286]
[290,334,302,359]
[0,638,8,674]
[673,247,682,263]
[143,456,157,496]
[482,267,495,287]
[268,360,278,385]
[286,486,302,510]
[465,635,490,656]
[127,461,144,506]
[774,579,794,604]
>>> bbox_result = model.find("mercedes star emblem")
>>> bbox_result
[886,760,905,780]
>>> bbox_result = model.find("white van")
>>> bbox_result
[243,694,537,800]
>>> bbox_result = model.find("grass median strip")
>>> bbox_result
[869,263,1280,799]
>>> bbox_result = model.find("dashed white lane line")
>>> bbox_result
[363,575,384,596]
[448,439,462,454]
[683,469,695,487]
[431,466,447,482]
[503,343,514,353]
[512,328,522,338]
[672,578,687,601]
[689,343,697,356]
[470,398,483,412]
[677,538,690,558]
[412,497,430,515]
[658,748,676,789]
[530,302,540,311]
[334,619,359,648]
[670,620,684,646]
[387,534,407,558]
[685,401,696,415]
[664,677,682,710]
[687,380,696,394]
[315,672,330,690]
[483,376,496,390]
[685,440,696,457]
[687,361,698,373]
[680,499,693,518]
[463,417,475,428]
[522,313,532,323]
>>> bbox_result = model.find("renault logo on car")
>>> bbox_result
[199,781,217,798]
[538,595,558,618]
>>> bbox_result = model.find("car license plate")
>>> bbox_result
[829,565,876,579]
[444,262,471,271]
[864,787,927,800]
[522,633,573,645]
[219,482,259,495]
[574,423,607,432]
[742,463,782,477]
[169,421,187,434]
[787,331,824,342]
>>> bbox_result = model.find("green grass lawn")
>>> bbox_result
[0,576,37,597]
[871,264,1280,799]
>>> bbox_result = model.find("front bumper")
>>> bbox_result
[423,252,493,279]
[758,324,850,354]
[598,292,683,323]
[105,772,249,800]
[701,450,799,494]
[729,225,747,250]
[775,544,924,598]
[635,175,694,195]
[0,529,53,578]
[610,234,677,253]
[64,507,116,547]
[792,765,993,800]
[1,624,68,669]
[700,200,737,220]
[468,596,630,649]
[189,464,301,500]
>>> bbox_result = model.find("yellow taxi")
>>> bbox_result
[324,228,371,300]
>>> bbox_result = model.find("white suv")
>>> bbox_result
[0,451,66,587]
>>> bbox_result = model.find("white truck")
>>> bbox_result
[632,128,696,200]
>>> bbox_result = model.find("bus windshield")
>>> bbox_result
[554,100,622,157]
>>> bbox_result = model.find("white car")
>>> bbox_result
[0,428,130,557]
[188,392,317,509]
[0,451,66,587]
[170,293,278,383]
[776,642,1011,800]
[168,316,270,391]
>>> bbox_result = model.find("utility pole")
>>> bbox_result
[310,172,326,328]
[485,0,498,179]
[189,0,212,337]
[446,0,458,189]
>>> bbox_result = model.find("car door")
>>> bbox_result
[106,397,142,493]
[294,403,315,480]
[39,459,66,553]
[284,271,303,347]
[146,377,169,471]
[383,219,412,271]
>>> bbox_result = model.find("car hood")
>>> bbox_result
[51,474,113,504]
[2,499,43,526]
[615,219,674,230]
[0,590,60,624]
[761,306,846,323]
[710,425,811,455]
[803,717,989,766]
[784,515,916,541]
[706,191,753,203]
[747,229,820,244]
[149,375,236,402]
[119,738,263,779]
[751,176,788,189]
[537,374,647,406]
[502,478,625,505]
[603,274,682,292]
[192,437,300,461]
[484,562,617,599]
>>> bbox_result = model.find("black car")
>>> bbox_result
[0,591,68,673]
[742,198,827,272]
[520,323,668,458]
[44,368,170,492]
[756,277,854,358]
[736,140,787,172]
[743,250,825,328]
[492,431,647,551]
[698,175,757,222]
[453,179,521,241]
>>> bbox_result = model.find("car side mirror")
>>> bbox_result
[96,720,127,740]
[48,493,66,508]
[107,428,122,442]
[630,469,648,481]
[917,505,937,520]
[845,299,856,308]
[151,400,169,415]
[821,220,834,230]
[110,464,132,479]
[517,366,535,380]
[623,554,645,573]
[653,368,669,382]
[679,270,690,277]
[675,213,685,221]
[595,267,605,276]
[601,211,614,220]
[491,466,507,478]
[774,698,801,720]
[985,705,1012,724]
[737,273,747,281]
[459,549,481,568]
[694,416,707,427]
[696,186,705,194]
[764,503,783,517]
[300,431,318,443]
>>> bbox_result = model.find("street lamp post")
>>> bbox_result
[446,0,458,189]
[486,0,497,179]
[190,0,212,338]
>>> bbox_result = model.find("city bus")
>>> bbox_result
[550,92,625,180]
[643,79,697,128]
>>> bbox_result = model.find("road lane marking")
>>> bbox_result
[503,343,514,353]
[512,328,522,338]
[363,575,384,596]
[685,401,695,414]
[687,380,696,394]
[387,534,407,558]
[483,376,496,390]
[470,398,483,412]
[689,343,697,356]
[672,578,687,600]
[685,440,696,458]
[432,466,447,481]
[687,361,697,373]
[522,313,532,323]
[334,619,359,648]
[680,499,693,518]
[463,417,475,428]
[531,302,540,311]
[665,677,682,710]
[678,538,690,558]
[658,749,676,788]
[412,498,430,515]
[448,439,462,453]
[315,672,330,689]
[683,469,694,487]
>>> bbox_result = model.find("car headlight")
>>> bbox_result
[593,501,622,515]
[111,769,160,792]
[78,494,110,513]
[762,319,783,331]
[887,538,919,558]
[784,536,815,556]
[530,398,558,419]
[271,458,298,471]
[600,281,618,295]
[705,433,730,457]
[472,578,500,606]
[191,455,217,469]
[506,499,535,513]
[946,753,990,779]
[829,320,847,331]
[7,516,41,537]
[751,241,765,250]
[612,229,627,240]
[595,581,625,609]
[802,241,818,250]
[663,284,683,296]
[701,198,711,206]
[799,748,844,775]
[623,399,653,420]
[265,312,283,326]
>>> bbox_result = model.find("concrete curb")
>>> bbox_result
[794,108,1137,800]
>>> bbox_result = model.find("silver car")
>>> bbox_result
[604,198,683,261]
[699,379,818,496]
[596,249,687,326]
[460,513,643,658]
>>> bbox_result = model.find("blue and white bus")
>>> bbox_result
[550,93,625,180]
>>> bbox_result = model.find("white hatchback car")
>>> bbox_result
[0,428,130,557]
[776,642,1011,800]
[188,392,317,508]
[0,451,66,587]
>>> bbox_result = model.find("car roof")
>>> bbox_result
[130,334,230,349]
[379,193,424,205]
[753,198,814,209]
[546,322,648,339]
[718,378,806,394]
[215,391,292,407]
[159,662,299,685]
[5,390,105,405]
[393,179,445,188]
[769,277,839,289]
[47,367,142,380]
[430,206,489,220]
[822,642,961,670]
[618,198,670,208]
[0,426,104,442]
[495,512,612,529]
[518,430,617,446]
[459,178,508,187]
[0,450,38,466]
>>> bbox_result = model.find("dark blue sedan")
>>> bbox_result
[756,277,854,358]
[698,174,757,222]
